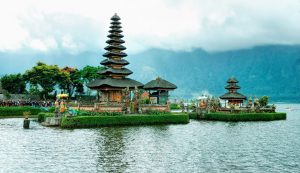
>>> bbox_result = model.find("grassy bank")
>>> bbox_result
[203,112,286,121]
[0,106,44,118]
[61,114,189,128]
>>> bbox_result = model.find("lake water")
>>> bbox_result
[0,104,300,173]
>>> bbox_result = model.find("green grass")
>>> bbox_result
[61,114,189,128]
[0,106,44,117]
[203,112,287,121]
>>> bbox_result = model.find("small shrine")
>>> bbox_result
[144,77,177,104]
[220,77,246,107]
[87,14,143,103]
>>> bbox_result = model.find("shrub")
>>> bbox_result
[188,112,197,119]
[203,112,286,121]
[38,112,54,122]
[170,103,181,110]
[0,106,44,117]
[77,110,122,116]
[259,96,269,107]
[48,107,55,113]
[143,109,170,115]
[61,114,189,128]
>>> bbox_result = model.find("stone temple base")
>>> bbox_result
[42,117,61,127]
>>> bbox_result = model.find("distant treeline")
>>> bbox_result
[0,62,105,99]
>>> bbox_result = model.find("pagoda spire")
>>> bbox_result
[225,76,240,93]
[99,13,132,79]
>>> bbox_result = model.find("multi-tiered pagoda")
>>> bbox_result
[87,13,143,102]
[220,77,246,107]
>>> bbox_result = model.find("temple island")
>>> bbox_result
[84,13,177,114]
[36,14,286,128]
[188,77,286,121]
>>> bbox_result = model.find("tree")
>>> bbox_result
[23,62,61,99]
[78,65,105,96]
[0,74,26,94]
[80,65,105,84]
[258,96,269,107]
[58,66,84,96]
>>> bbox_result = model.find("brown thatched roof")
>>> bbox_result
[98,68,133,75]
[111,13,121,21]
[225,85,241,89]
[227,77,238,83]
[100,59,129,66]
[220,92,247,100]
[144,77,177,90]
[87,77,143,89]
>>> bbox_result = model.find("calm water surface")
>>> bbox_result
[0,104,300,173]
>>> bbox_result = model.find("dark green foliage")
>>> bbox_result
[259,96,269,107]
[80,65,105,83]
[38,112,54,122]
[188,112,197,119]
[203,112,286,121]
[48,107,55,113]
[77,110,122,116]
[143,109,171,115]
[0,106,44,117]
[58,67,84,96]
[61,114,189,128]
[0,73,26,94]
[23,62,62,99]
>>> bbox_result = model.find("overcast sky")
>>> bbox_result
[0,0,300,54]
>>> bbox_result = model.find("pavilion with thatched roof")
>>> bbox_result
[220,77,247,107]
[144,77,177,104]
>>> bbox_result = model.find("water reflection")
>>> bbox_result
[0,104,299,173]
[96,127,128,172]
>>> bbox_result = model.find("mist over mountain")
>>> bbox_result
[0,45,299,102]
[127,45,300,102]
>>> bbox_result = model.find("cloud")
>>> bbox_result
[0,0,300,53]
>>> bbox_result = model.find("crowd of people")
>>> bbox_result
[0,100,53,107]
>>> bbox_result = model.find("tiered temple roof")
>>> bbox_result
[220,77,246,100]
[144,77,177,90]
[87,13,143,90]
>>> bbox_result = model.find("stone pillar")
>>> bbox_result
[23,119,30,129]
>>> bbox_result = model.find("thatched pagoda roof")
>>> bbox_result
[87,77,143,89]
[87,13,143,90]
[220,92,247,100]
[144,77,177,90]
[227,77,238,83]
[98,68,133,75]
[225,85,241,89]
[100,59,129,66]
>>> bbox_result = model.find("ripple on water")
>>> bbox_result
[0,104,300,173]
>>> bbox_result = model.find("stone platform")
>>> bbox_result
[41,117,61,127]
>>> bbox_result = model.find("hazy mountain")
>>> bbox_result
[0,45,299,102]
[128,45,300,102]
